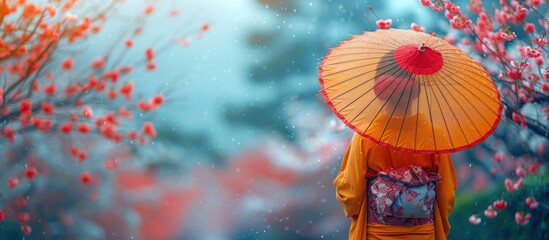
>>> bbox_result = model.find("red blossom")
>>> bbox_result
[419,0,432,7]
[376,19,392,29]
[493,200,507,210]
[7,178,19,188]
[151,94,164,106]
[77,123,91,134]
[44,83,56,95]
[125,39,134,48]
[144,5,154,15]
[91,57,105,69]
[120,82,134,99]
[18,212,30,223]
[25,167,38,180]
[41,102,55,115]
[22,225,31,236]
[81,172,92,184]
[78,151,88,162]
[19,99,33,113]
[146,62,157,71]
[145,48,154,61]
[523,23,535,33]
[410,23,425,32]
[61,57,74,70]
[142,122,156,139]
[202,23,209,31]
[60,122,73,134]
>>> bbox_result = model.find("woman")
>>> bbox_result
[333,72,457,240]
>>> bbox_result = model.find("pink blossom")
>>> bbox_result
[484,206,497,218]
[498,28,516,41]
[525,46,541,58]
[376,19,392,30]
[419,0,432,7]
[493,152,504,162]
[469,215,481,225]
[504,178,515,192]
[514,177,523,189]
[523,23,535,33]
[515,167,525,177]
[411,23,425,32]
[515,212,531,226]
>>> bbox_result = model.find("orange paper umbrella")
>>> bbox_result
[319,29,502,154]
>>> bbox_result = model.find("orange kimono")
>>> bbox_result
[333,133,457,240]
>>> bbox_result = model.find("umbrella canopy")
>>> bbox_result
[319,29,502,154]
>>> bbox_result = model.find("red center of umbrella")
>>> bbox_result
[393,44,443,75]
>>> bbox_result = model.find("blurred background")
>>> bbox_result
[0,0,547,239]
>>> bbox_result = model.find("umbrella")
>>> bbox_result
[318,29,502,154]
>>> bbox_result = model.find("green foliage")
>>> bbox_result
[449,172,549,239]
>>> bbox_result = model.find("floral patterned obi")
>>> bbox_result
[367,165,441,226]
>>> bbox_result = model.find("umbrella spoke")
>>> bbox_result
[437,69,487,138]
[324,58,398,88]
[378,49,422,145]
[322,56,395,78]
[436,68,497,127]
[395,74,419,148]
[442,60,502,95]
[323,55,394,67]
[439,64,501,115]
[378,69,415,142]
[337,63,405,114]
[414,74,423,152]
[343,39,402,49]
[422,74,438,152]
[359,67,413,135]
[427,79,456,150]
[325,51,390,58]
[430,72,472,146]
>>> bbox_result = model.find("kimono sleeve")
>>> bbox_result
[434,153,457,239]
[333,134,368,218]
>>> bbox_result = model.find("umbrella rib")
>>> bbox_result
[438,66,501,116]
[337,63,405,114]
[351,33,406,47]
[430,73,472,145]
[442,60,501,95]
[427,77,456,150]
[395,71,419,148]
[322,56,395,67]
[381,33,407,46]
[322,57,395,78]
[441,63,501,101]
[436,68,495,127]
[344,40,402,49]
[426,38,448,50]
[437,69,485,138]
[379,50,422,146]
[378,67,416,143]
[422,74,438,152]
[325,52,391,58]
[414,75,422,152]
[324,58,398,88]
[359,67,413,136]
